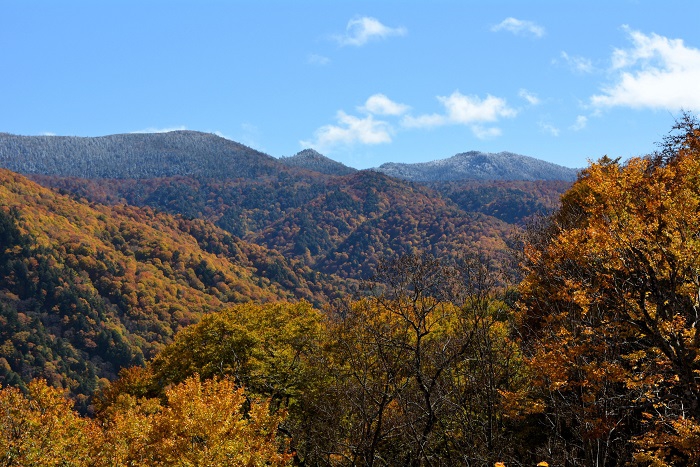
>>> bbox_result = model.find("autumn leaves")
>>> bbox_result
[519,118,700,465]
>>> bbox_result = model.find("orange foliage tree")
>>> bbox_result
[519,115,700,465]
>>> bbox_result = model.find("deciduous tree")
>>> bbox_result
[519,115,700,465]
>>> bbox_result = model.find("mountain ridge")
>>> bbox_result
[0,131,287,179]
[374,150,579,182]
[0,131,577,182]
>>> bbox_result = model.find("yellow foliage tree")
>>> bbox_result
[97,375,292,466]
[0,379,98,466]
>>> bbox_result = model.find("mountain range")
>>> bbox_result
[0,131,577,182]
[0,129,573,400]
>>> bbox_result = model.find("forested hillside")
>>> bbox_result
[0,129,629,465]
[279,149,357,176]
[0,131,576,182]
[0,169,337,407]
[432,179,571,224]
[31,170,568,284]
[0,116,693,466]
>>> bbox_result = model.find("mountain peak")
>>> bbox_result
[279,149,357,176]
[375,150,578,182]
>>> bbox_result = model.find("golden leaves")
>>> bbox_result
[0,376,293,466]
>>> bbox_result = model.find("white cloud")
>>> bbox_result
[591,28,700,111]
[491,17,545,38]
[402,91,516,139]
[132,126,188,134]
[519,88,540,105]
[441,92,517,123]
[403,91,516,126]
[401,113,446,128]
[539,122,560,137]
[471,125,502,139]
[560,51,594,73]
[570,115,588,131]
[301,111,393,151]
[335,16,407,47]
[308,54,330,66]
[360,94,410,116]
[41,132,56,136]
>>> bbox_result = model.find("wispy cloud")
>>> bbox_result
[131,126,188,134]
[402,91,516,139]
[591,27,700,111]
[301,111,393,152]
[308,54,330,66]
[519,89,540,105]
[302,94,410,151]
[335,16,407,47]
[471,125,502,139]
[559,51,594,73]
[360,94,410,116]
[570,115,588,131]
[539,122,560,137]
[491,17,545,38]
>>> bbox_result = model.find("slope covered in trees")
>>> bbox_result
[0,130,574,288]
[0,168,330,406]
[279,149,357,176]
[31,170,564,285]
[432,179,571,224]
[0,131,577,182]
[4,116,700,464]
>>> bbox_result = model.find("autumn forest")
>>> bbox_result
[0,118,700,466]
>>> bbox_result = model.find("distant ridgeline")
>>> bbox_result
[0,131,286,179]
[0,131,577,181]
[374,151,579,182]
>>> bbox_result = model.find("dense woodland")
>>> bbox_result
[30,170,560,281]
[1,119,700,465]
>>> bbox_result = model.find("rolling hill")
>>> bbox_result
[0,131,577,182]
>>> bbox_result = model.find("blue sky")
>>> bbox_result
[3,1,700,169]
